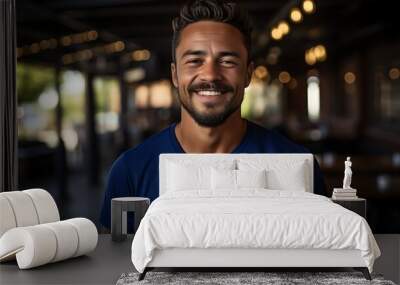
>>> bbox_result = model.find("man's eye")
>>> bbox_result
[187,59,202,65]
[220,60,237,66]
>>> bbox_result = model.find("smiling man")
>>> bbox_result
[100,0,326,231]
[171,19,251,153]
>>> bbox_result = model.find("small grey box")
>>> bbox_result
[111,197,150,242]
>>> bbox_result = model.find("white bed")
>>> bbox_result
[131,154,380,280]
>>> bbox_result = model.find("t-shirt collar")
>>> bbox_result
[169,120,250,154]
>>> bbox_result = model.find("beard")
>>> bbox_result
[178,81,240,127]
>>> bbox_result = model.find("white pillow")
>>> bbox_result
[211,168,236,190]
[167,162,210,191]
[267,167,306,191]
[238,159,308,192]
[211,168,267,190]
[166,160,235,192]
[237,169,267,188]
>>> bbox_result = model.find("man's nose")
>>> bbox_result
[199,61,222,82]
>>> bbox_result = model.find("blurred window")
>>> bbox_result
[241,78,282,126]
[17,63,56,146]
[61,70,86,156]
[94,77,121,134]
[134,80,173,109]
[374,66,400,123]
[149,80,173,108]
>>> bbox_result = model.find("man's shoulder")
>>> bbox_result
[117,124,176,168]
[247,120,308,153]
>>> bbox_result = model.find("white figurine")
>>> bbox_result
[343,157,353,189]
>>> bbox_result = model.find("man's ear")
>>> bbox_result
[171,62,178,88]
[245,61,254,87]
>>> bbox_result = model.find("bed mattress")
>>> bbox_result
[131,190,380,273]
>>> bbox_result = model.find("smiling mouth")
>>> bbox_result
[194,90,227,96]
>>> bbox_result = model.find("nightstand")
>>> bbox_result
[111,197,150,242]
[331,197,366,219]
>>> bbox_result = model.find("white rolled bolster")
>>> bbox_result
[0,191,39,227]
[0,196,17,237]
[0,189,60,239]
[42,221,79,262]
[65,218,98,257]
[23,189,60,224]
[0,226,57,269]
[0,218,98,269]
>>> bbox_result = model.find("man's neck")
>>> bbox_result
[175,110,247,153]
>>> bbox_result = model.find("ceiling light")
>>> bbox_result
[87,30,98,41]
[254,65,268,79]
[114,41,125,52]
[305,45,327,65]
[277,21,290,35]
[305,50,316,65]
[61,36,72,46]
[30,43,40,53]
[302,0,316,14]
[344,72,356,84]
[271,28,283,40]
[39,40,50,50]
[313,45,327,61]
[290,8,303,23]
[388,68,400,80]
[132,49,151,61]
[279,71,291,84]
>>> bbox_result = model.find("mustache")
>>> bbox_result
[188,81,234,93]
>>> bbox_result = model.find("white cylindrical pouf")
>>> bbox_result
[23,189,60,224]
[0,219,98,269]
[42,221,79,262]
[0,196,17,238]
[0,192,39,227]
[65,218,98,257]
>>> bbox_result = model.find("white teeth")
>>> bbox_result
[197,90,222,96]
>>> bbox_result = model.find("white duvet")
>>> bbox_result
[131,190,380,273]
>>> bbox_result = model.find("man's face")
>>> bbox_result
[171,21,253,127]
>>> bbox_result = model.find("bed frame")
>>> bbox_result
[138,154,372,281]
[140,248,371,280]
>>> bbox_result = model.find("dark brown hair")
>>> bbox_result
[171,0,253,63]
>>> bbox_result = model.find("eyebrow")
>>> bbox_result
[180,50,241,60]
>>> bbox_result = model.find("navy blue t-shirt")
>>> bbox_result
[100,120,326,229]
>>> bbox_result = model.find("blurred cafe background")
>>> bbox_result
[8,0,400,232]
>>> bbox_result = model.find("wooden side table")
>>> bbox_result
[331,197,366,219]
[111,197,150,242]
